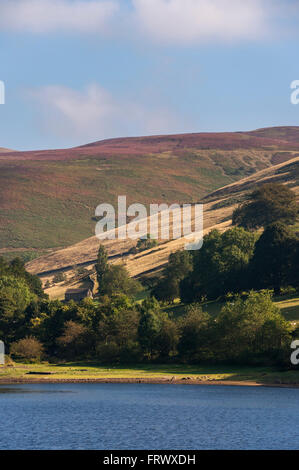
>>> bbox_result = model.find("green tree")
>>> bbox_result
[232,183,298,230]
[0,276,37,342]
[96,245,109,292]
[155,317,179,359]
[215,291,291,364]
[35,299,79,355]
[250,222,299,295]
[57,320,92,359]
[101,265,141,298]
[180,227,256,302]
[178,305,213,362]
[0,257,45,298]
[76,297,102,331]
[97,307,141,363]
[152,250,193,302]
[138,297,164,359]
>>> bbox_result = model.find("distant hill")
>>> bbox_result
[1,126,299,262]
[26,154,299,299]
[247,126,299,143]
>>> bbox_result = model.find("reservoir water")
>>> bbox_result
[0,383,298,450]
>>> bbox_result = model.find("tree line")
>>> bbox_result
[0,273,293,367]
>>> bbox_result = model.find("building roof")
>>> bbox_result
[65,288,91,294]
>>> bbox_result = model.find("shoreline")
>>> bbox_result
[0,377,298,388]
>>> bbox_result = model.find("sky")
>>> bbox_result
[0,0,299,151]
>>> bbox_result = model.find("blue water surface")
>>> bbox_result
[0,383,298,450]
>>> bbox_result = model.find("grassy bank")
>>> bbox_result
[1,362,299,386]
[165,294,299,327]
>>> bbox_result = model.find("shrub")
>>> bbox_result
[136,235,158,253]
[10,337,44,362]
[53,272,66,284]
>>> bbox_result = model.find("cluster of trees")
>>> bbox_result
[153,183,299,302]
[0,252,293,367]
[0,257,46,345]
[3,278,293,367]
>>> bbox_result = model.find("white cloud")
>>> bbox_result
[27,84,184,143]
[0,0,293,43]
[131,0,270,44]
[0,0,118,34]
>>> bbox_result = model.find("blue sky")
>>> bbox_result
[0,0,298,150]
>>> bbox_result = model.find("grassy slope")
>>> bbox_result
[206,295,299,323]
[26,154,299,301]
[166,295,299,326]
[0,151,265,251]
[273,295,299,325]
[1,127,299,256]
[0,362,299,385]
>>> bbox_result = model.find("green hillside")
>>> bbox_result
[1,127,299,260]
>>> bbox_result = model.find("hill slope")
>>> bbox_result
[1,126,299,260]
[26,155,299,299]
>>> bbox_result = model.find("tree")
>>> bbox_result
[250,222,299,295]
[0,257,45,298]
[138,297,164,359]
[96,245,109,293]
[155,317,179,359]
[0,276,37,342]
[180,227,256,302]
[35,299,80,355]
[153,276,180,303]
[232,183,298,230]
[101,265,141,298]
[215,291,291,364]
[57,320,91,359]
[178,305,213,362]
[96,307,141,363]
[152,250,193,302]
[76,297,102,331]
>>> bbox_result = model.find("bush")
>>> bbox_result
[10,337,44,362]
[136,235,158,252]
[53,272,66,284]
